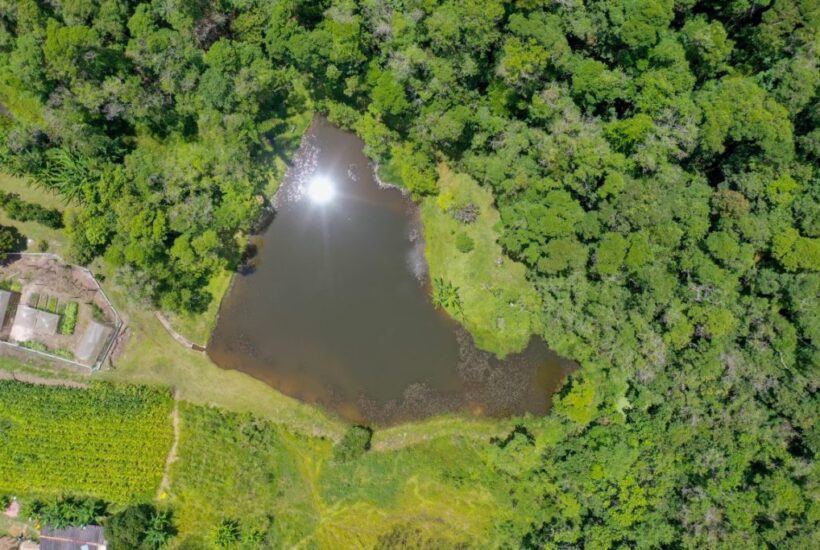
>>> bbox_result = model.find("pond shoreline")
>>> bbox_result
[206,116,575,425]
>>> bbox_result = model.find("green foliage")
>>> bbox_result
[0,1,817,547]
[555,377,597,427]
[333,425,372,463]
[170,406,287,546]
[0,382,173,502]
[26,495,107,528]
[105,504,175,550]
[697,77,794,164]
[0,192,62,228]
[454,232,474,254]
[59,302,79,335]
[431,278,463,319]
[386,142,438,197]
[422,168,541,355]
[19,340,48,352]
[211,518,241,548]
[0,224,25,259]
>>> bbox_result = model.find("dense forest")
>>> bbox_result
[0,0,817,547]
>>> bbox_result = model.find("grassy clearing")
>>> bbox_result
[0,173,69,254]
[371,413,516,451]
[170,404,326,547]
[0,381,173,503]
[162,269,232,346]
[170,405,510,548]
[0,353,89,384]
[421,165,541,357]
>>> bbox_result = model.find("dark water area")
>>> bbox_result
[208,117,575,425]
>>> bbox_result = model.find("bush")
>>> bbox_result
[105,504,175,550]
[211,518,241,548]
[0,193,63,228]
[19,340,48,352]
[90,303,107,323]
[0,224,25,259]
[333,425,373,462]
[60,301,78,335]
[26,496,107,528]
[431,278,463,318]
[0,278,21,292]
[455,232,474,253]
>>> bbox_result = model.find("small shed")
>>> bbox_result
[39,526,106,550]
[74,321,113,364]
[9,306,59,342]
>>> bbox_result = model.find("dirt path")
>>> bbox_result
[157,390,181,499]
[154,312,206,351]
[0,369,89,388]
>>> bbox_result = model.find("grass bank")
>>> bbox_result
[0,172,69,255]
[421,165,541,357]
[97,271,344,439]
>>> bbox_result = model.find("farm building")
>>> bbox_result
[9,306,59,342]
[39,525,106,550]
[74,321,113,364]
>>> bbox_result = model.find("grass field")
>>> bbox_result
[0,353,89,384]
[0,381,173,503]
[421,166,541,357]
[0,173,70,255]
[169,404,514,548]
[162,268,232,346]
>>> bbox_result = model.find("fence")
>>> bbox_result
[0,253,123,371]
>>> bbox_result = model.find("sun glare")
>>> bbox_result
[307,175,335,204]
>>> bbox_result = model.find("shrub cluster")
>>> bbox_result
[0,193,62,228]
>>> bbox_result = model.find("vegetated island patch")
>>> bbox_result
[421,165,541,357]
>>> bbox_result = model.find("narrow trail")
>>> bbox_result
[157,389,181,500]
[154,312,206,351]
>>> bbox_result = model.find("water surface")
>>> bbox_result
[208,118,575,424]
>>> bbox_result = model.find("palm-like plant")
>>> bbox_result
[32,148,95,204]
[144,510,174,548]
[431,277,464,318]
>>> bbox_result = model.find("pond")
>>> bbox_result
[208,117,575,424]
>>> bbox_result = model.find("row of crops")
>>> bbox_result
[25,294,79,335]
[0,381,173,503]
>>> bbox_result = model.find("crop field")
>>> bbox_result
[0,381,173,503]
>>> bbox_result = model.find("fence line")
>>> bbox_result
[2,253,123,371]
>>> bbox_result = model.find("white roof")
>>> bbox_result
[75,320,112,363]
[9,305,60,341]
[0,289,12,327]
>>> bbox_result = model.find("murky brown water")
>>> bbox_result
[208,117,575,424]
